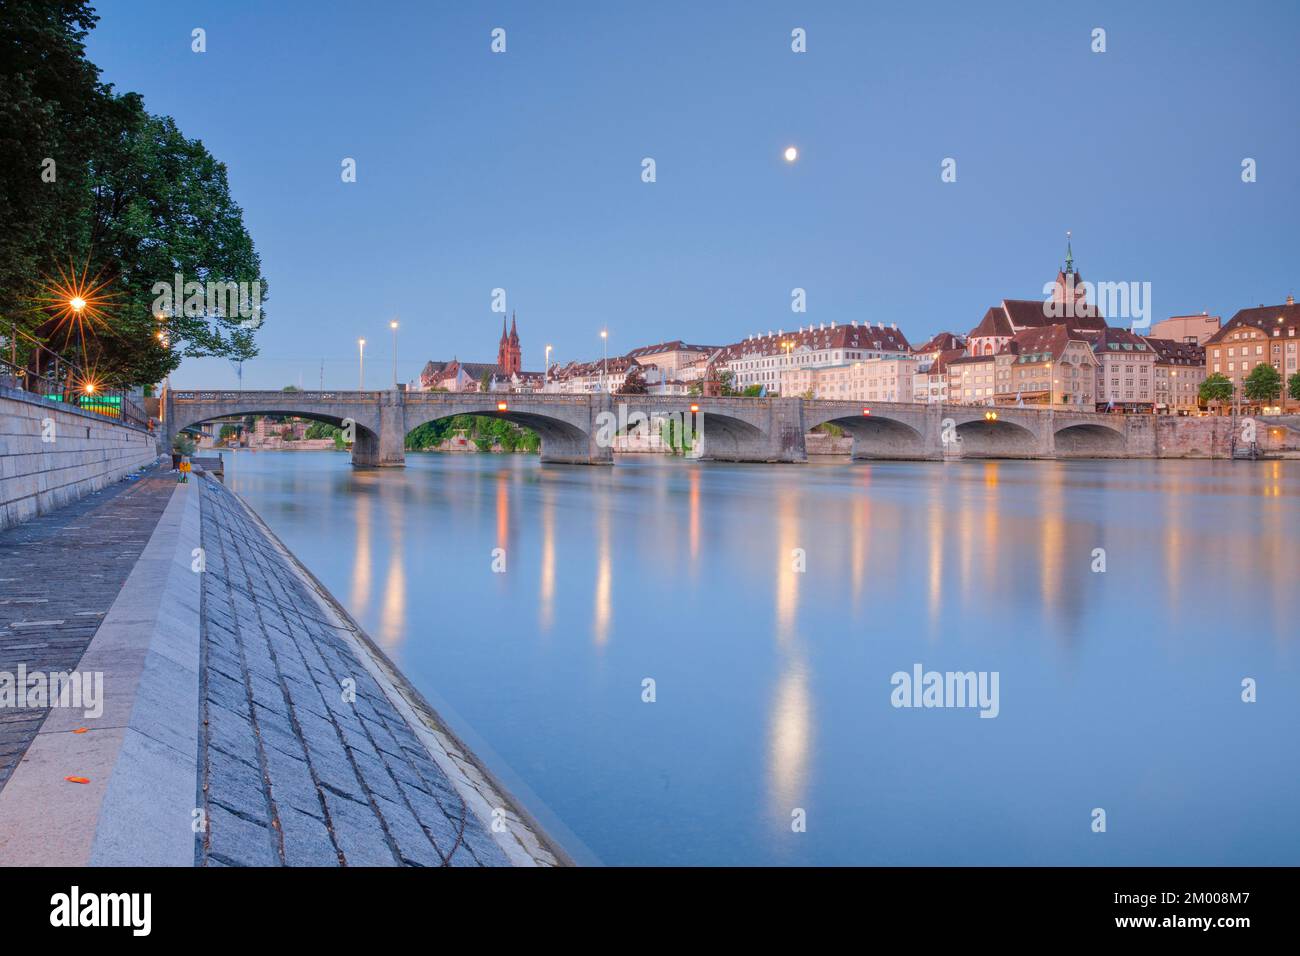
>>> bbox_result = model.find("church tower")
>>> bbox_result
[497,311,522,377]
[1051,231,1089,307]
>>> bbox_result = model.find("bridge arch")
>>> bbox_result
[167,406,381,451]
[1054,422,1126,457]
[401,398,605,465]
[954,417,1038,458]
[817,414,927,460]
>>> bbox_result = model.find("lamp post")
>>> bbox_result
[545,344,553,390]
[601,329,608,392]
[390,320,398,388]
[358,338,366,390]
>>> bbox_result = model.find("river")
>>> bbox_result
[222,449,1300,865]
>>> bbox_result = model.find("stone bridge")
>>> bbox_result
[164,389,1169,466]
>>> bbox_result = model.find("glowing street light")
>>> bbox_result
[70,296,86,313]
[497,401,508,412]
[358,338,366,390]
[390,319,399,388]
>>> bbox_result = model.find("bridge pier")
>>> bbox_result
[351,392,406,468]
[697,398,807,463]
[537,392,613,464]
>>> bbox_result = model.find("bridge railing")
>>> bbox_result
[2,324,149,429]
[170,390,385,403]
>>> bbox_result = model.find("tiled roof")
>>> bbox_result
[1090,326,1152,354]
[915,331,966,354]
[717,322,912,362]
[624,341,721,358]
[1142,337,1206,365]
[1204,302,1300,345]
[970,307,1014,339]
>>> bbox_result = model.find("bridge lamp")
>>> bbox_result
[497,401,509,412]
[984,410,998,421]
[390,320,399,388]
[862,408,872,416]
[690,403,700,414]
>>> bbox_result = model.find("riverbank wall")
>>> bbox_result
[0,385,158,531]
[0,462,565,866]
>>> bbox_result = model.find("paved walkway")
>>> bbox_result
[0,467,174,793]
[197,478,511,866]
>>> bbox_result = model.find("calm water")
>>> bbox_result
[224,450,1300,866]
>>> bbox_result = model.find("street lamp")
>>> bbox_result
[390,320,398,388]
[358,338,366,390]
[601,329,608,392]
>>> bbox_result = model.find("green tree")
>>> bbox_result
[1243,363,1281,406]
[1289,372,1300,404]
[1198,372,1234,411]
[1,2,266,387]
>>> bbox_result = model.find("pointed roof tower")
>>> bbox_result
[509,310,519,344]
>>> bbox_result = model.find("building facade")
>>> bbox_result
[1203,298,1300,411]
[716,321,912,394]
[1143,337,1206,414]
[1090,327,1157,412]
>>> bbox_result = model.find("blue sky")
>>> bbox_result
[86,0,1299,389]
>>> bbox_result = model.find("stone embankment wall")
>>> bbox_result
[0,386,159,531]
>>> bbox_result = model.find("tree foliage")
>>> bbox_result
[1198,372,1234,407]
[0,1,266,386]
[1243,363,1281,404]
[405,414,539,453]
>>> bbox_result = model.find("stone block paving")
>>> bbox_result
[0,466,173,794]
[197,477,508,866]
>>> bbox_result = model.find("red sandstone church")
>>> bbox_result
[416,313,538,392]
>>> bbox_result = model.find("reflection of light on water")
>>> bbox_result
[688,467,700,562]
[378,481,405,649]
[769,489,810,829]
[981,462,1001,591]
[775,493,800,643]
[350,490,372,616]
[539,485,555,634]
[593,504,611,646]
[767,656,812,823]
[496,470,509,551]
[1039,475,1063,609]
[851,469,871,607]
[927,499,944,634]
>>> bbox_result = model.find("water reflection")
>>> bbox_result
[224,452,1300,866]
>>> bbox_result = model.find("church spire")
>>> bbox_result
[1064,230,1075,274]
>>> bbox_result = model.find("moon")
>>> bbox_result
[784,146,798,163]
